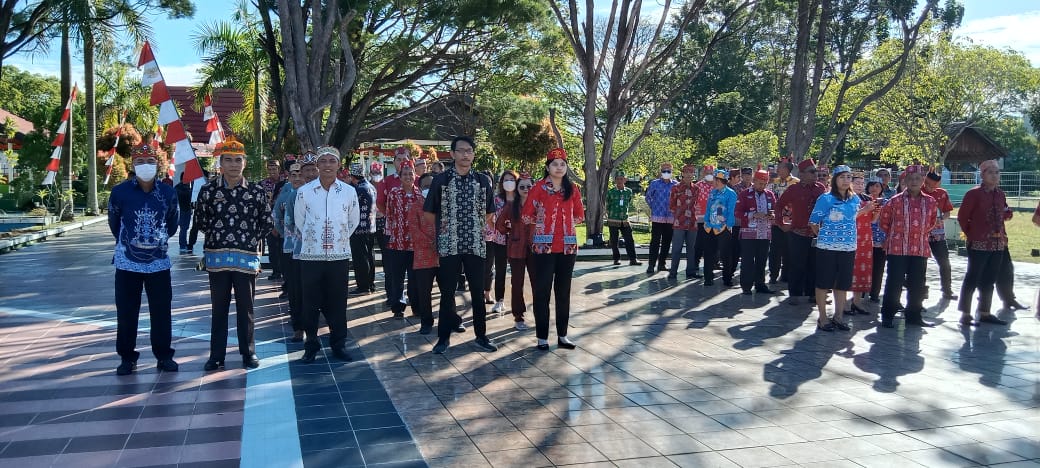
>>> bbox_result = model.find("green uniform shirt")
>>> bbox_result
[605,187,634,221]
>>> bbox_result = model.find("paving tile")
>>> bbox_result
[690,429,760,451]
[520,427,587,447]
[640,434,711,456]
[417,436,481,459]
[360,441,423,464]
[897,447,979,467]
[717,446,793,467]
[570,422,635,442]
[426,453,492,468]
[470,430,535,452]
[941,442,1026,465]
[767,441,843,464]
[666,451,741,468]
[538,441,608,465]
[302,447,364,467]
[485,446,553,468]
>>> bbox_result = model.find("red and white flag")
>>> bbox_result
[43,85,77,185]
[103,109,128,184]
[137,41,204,196]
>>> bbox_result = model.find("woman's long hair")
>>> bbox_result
[829,173,853,201]
[543,165,575,201]
[512,177,533,219]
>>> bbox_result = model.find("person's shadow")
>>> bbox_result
[957,322,1015,387]
[853,326,925,393]
[764,328,855,398]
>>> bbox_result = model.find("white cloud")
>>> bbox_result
[5,56,201,87]
[156,64,202,87]
[957,10,1040,66]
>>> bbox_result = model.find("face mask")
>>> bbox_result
[371,174,383,183]
[421,189,429,197]
[661,172,672,180]
[704,175,714,182]
[502,180,516,192]
[135,164,157,182]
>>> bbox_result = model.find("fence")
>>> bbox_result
[946,171,1040,209]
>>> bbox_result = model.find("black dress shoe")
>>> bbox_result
[116,360,136,376]
[243,354,260,369]
[332,348,352,361]
[646,266,656,275]
[203,359,224,371]
[942,291,959,299]
[157,359,179,372]
[704,279,714,286]
[691,272,702,278]
[290,330,304,342]
[629,260,643,266]
[979,315,1008,325]
[432,339,450,354]
[418,325,432,335]
[1006,300,1029,311]
[613,260,621,265]
[536,343,550,351]
[557,338,576,350]
[300,349,318,363]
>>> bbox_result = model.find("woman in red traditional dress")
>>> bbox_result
[847,173,875,315]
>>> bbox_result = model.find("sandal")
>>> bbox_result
[816,320,835,332]
[830,318,851,331]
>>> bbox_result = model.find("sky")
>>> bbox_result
[5,0,1040,87]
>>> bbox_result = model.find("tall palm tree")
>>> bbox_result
[48,0,192,214]
[192,1,269,153]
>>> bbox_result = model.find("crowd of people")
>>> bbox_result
[106,134,1036,376]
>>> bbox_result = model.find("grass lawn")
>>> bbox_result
[575,224,651,247]
[951,208,1040,264]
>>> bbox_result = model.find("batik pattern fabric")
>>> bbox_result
[694,179,713,222]
[851,194,874,292]
[736,189,776,240]
[194,178,272,274]
[871,198,888,248]
[879,191,937,258]
[605,187,634,222]
[294,179,361,261]
[484,195,508,244]
[108,178,179,273]
[423,168,495,258]
[923,187,954,242]
[408,196,438,269]
[385,185,422,251]
[703,187,736,234]
[809,193,859,252]
[768,176,799,198]
[668,184,700,231]
[355,179,377,234]
[522,179,585,254]
[645,178,678,223]
[958,186,1008,252]
[272,185,297,253]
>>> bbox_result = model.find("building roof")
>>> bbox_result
[943,123,1008,163]
[0,108,35,135]
[165,87,243,142]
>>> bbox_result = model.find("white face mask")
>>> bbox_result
[135,164,157,182]
[704,175,714,182]
[661,172,672,180]
[421,189,429,197]
[371,174,383,183]
[502,180,516,192]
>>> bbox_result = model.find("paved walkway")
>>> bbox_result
[0,223,1038,467]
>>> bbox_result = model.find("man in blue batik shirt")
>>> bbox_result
[702,169,738,287]
[644,162,678,274]
[108,143,180,376]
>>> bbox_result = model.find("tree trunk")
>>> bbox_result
[84,27,98,215]
[60,23,73,218]
[252,68,262,157]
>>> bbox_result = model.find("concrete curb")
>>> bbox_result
[0,216,107,254]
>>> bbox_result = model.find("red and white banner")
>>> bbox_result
[43,85,78,185]
[103,109,129,184]
[138,41,204,197]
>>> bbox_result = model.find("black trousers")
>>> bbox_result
[881,255,927,323]
[284,257,304,331]
[769,226,787,281]
[731,226,742,264]
[484,242,507,300]
[188,215,200,247]
[266,233,282,275]
[115,269,174,362]
[786,233,815,297]
[740,238,770,291]
[996,247,1016,303]
[929,240,953,293]
[608,224,638,262]
[436,254,487,339]
[870,247,887,300]
[532,253,577,340]
[207,270,257,360]
[301,259,350,352]
[411,268,437,328]
[648,222,673,268]
[693,222,707,269]
[702,229,734,283]
[350,233,376,291]
[383,249,414,314]
[959,248,1004,314]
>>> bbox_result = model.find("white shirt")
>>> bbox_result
[294,179,360,261]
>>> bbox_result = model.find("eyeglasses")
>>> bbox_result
[661,170,672,174]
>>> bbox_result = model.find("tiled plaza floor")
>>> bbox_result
[1,222,1038,467]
